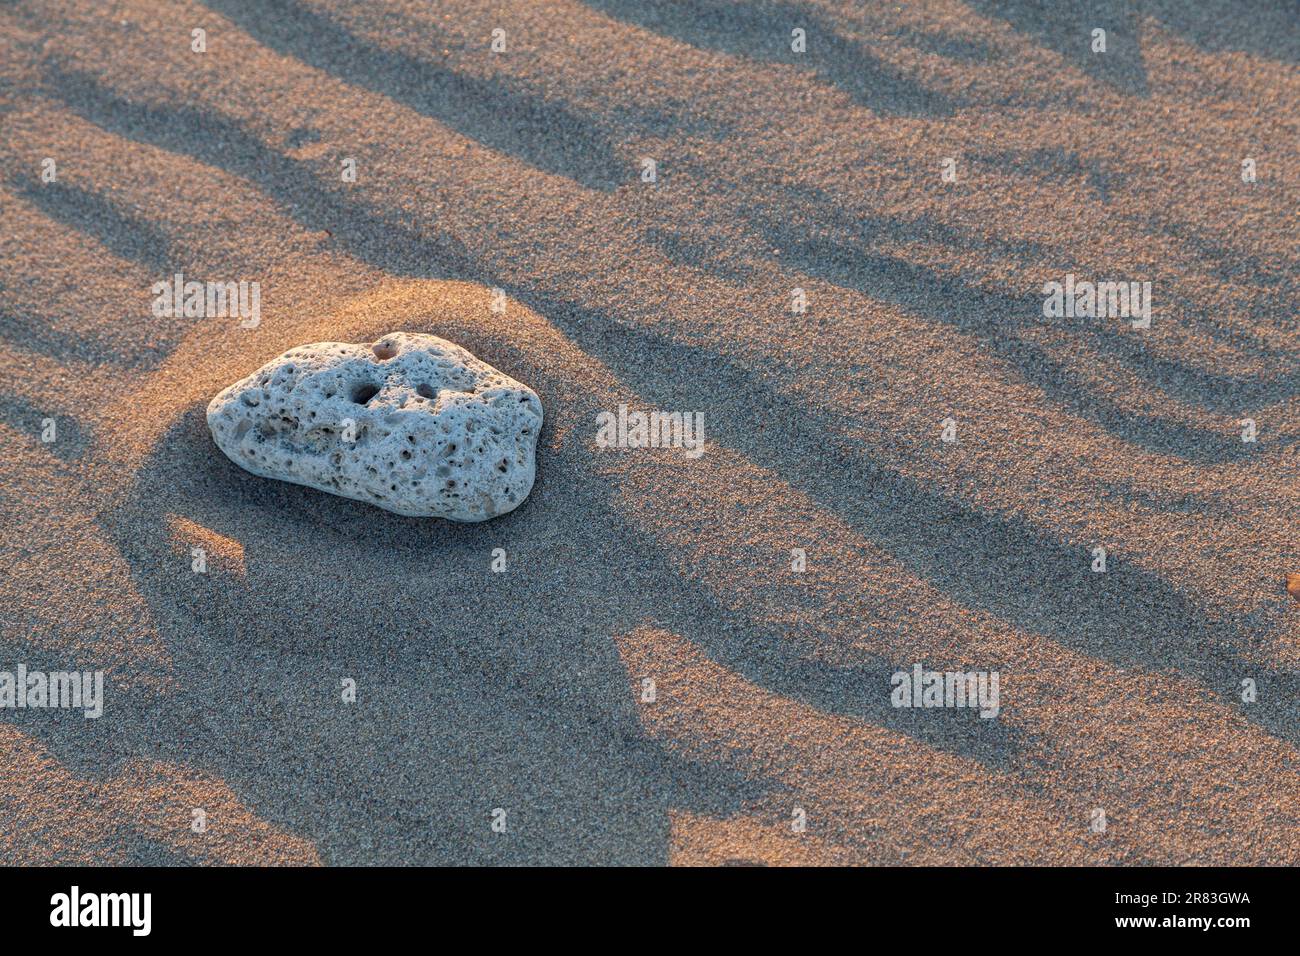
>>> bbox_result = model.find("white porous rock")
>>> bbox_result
[206,332,542,521]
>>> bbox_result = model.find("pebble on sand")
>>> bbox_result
[207,332,542,520]
[1288,573,1300,602]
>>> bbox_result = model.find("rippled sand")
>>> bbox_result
[1,0,1297,864]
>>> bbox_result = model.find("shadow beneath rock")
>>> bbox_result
[79,400,684,862]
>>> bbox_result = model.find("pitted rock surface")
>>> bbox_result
[207,332,542,520]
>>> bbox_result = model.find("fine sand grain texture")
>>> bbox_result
[0,0,1297,865]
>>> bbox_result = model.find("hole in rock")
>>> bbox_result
[352,383,381,405]
[415,384,436,400]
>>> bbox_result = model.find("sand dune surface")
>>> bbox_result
[0,0,1297,864]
